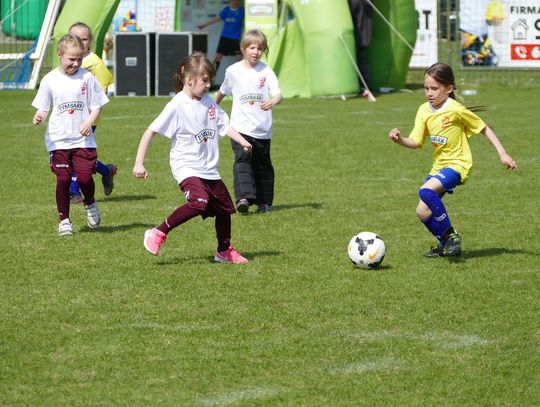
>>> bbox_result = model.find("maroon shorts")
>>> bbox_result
[180,177,235,219]
[49,148,97,176]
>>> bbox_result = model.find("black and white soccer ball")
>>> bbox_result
[347,232,385,269]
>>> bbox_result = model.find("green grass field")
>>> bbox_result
[1,75,539,405]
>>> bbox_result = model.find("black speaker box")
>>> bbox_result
[114,32,156,96]
[155,32,208,96]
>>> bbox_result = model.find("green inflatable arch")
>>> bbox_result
[52,0,416,98]
[266,0,417,97]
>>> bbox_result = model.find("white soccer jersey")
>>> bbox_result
[149,92,231,184]
[32,68,109,152]
[219,61,281,139]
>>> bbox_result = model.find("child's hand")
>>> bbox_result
[132,163,148,179]
[242,141,252,154]
[33,111,46,125]
[260,100,275,111]
[500,153,518,170]
[389,128,401,143]
[79,121,92,137]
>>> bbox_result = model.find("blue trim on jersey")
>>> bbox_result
[425,168,462,192]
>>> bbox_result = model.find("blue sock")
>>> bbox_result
[419,188,452,243]
[96,160,109,177]
[70,173,81,196]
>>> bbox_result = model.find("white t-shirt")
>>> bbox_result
[459,0,490,37]
[149,92,231,184]
[31,67,109,152]
[219,61,281,140]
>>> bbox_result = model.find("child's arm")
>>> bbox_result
[79,107,102,137]
[33,110,48,125]
[389,128,422,149]
[215,90,226,104]
[133,129,158,179]
[226,127,252,153]
[260,93,283,111]
[481,125,518,170]
[196,15,221,30]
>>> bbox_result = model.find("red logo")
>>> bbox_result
[511,44,540,60]
[259,76,266,88]
[80,81,87,95]
[208,105,216,120]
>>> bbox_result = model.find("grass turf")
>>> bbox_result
[1,77,539,405]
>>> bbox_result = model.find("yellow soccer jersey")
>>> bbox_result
[409,98,486,184]
[82,52,113,91]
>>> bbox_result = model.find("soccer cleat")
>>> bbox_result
[70,193,83,204]
[143,228,167,255]
[236,198,249,213]
[58,218,73,236]
[102,164,117,196]
[214,246,249,264]
[424,245,444,258]
[443,232,462,256]
[257,204,272,213]
[84,202,101,228]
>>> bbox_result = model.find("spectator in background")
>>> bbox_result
[347,0,372,97]
[196,0,245,77]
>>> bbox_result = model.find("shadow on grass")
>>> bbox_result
[238,202,322,214]
[152,250,282,265]
[99,194,157,203]
[446,247,536,262]
[79,223,153,233]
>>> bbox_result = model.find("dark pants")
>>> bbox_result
[231,135,274,206]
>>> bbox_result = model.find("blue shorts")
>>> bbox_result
[425,168,461,192]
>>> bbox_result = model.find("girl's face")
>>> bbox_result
[183,73,212,100]
[243,42,264,67]
[69,26,91,55]
[58,45,83,76]
[424,74,453,109]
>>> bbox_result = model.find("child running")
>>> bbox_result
[68,22,117,203]
[32,34,109,235]
[388,62,518,257]
[215,29,282,213]
[132,52,252,264]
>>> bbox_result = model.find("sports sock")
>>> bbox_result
[419,188,452,243]
[215,214,231,252]
[77,172,95,206]
[69,172,81,195]
[96,160,109,177]
[56,174,71,220]
[157,204,202,234]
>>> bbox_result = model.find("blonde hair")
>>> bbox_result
[173,52,216,93]
[56,34,83,54]
[69,21,93,44]
[240,29,269,58]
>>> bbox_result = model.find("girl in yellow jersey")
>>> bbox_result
[389,63,518,257]
[68,22,117,202]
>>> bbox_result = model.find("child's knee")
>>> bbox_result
[76,172,94,186]
[187,197,209,213]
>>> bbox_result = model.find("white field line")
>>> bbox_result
[329,357,402,375]
[198,387,279,406]
[346,331,490,349]
[121,322,220,333]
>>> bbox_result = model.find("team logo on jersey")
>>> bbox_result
[195,129,216,143]
[259,76,266,88]
[80,81,87,95]
[240,93,263,105]
[430,135,448,148]
[441,114,451,128]
[58,101,84,115]
[208,105,216,120]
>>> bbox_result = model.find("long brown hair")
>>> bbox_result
[173,52,216,93]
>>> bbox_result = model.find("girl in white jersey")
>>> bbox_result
[32,35,109,236]
[389,63,517,257]
[133,52,252,264]
[216,29,282,213]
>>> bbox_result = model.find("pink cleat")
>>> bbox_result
[144,228,167,255]
[214,246,249,264]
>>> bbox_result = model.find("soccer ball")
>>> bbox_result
[347,232,385,269]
